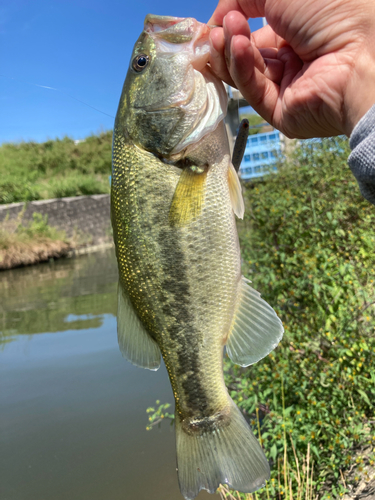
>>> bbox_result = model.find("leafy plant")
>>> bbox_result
[233,136,375,496]
[146,400,174,431]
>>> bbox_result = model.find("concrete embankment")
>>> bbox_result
[0,194,113,270]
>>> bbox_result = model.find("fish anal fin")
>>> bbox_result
[226,276,283,367]
[169,167,207,227]
[117,284,161,371]
[228,163,245,219]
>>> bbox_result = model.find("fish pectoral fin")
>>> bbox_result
[117,284,161,371]
[226,276,284,367]
[169,167,207,227]
[228,162,245,219]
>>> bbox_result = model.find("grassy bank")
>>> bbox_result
[0,131,112,204]
[0,213,71,269]
[148,137,375,498]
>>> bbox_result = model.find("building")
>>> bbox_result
[239,130,282,181]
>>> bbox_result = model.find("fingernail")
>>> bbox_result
[209,33,220,59]
[225,50,231,67]
[223,16,231,66]
[230,36,237,63]
[208,34,215,51]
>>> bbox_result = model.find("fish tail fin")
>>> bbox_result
[175,399,269,500]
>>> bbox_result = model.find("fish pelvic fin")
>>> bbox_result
[175,398,270,500]
[228,163,245,219]
[226,276,283,367]
[169,167,207,227]
[117,284,161,371]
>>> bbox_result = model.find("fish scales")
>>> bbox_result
[111,14,284,500]
[112,123,238,421]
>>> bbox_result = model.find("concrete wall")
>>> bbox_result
[0,194,112,245]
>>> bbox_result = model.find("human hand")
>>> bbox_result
[208,0,375,138]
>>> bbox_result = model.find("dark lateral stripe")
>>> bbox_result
[157,225,211,416]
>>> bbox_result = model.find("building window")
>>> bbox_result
[270,150,277,158]
[260,136,267,142]
[254,166,260,173]
[244,154,250,162]
[251,137,258,144]
[253,153,260,161]
[269,133,276,140]
[261,152,268,159]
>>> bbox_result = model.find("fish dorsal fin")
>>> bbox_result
[228,162,245,219]
[226,276,284,367]
[117,285,161,371]
[169,167,207,226]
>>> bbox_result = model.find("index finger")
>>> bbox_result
[208,0,266,26]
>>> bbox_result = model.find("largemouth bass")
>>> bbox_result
[111,14,283,500]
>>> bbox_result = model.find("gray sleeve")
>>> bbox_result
[348,104,375,205]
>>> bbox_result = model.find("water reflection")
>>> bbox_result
[0,250,118,342]
[0,249,217,500]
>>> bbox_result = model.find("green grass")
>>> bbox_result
[0,131,112,204]
[0,213,65,250]
[0,212,70,270]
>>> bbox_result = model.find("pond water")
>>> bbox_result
[0,249,217,500]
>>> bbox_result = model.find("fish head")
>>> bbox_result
[116,15,227,156]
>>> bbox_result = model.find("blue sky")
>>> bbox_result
[0,0,263,144]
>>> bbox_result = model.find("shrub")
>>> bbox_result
[233,137,375,497]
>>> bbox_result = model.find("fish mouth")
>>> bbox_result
[145,15,211,72]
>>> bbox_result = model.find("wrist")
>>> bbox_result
[343,49,375,136]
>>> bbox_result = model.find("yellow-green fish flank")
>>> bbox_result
[111,14,283,500]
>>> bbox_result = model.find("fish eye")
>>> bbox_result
[132,54,150,72]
